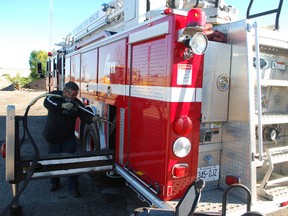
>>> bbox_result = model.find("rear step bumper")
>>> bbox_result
[21,150,114,180]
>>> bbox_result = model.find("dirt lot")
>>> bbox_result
[0,90,146,216]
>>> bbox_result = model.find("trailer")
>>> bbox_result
[3,0,288,215]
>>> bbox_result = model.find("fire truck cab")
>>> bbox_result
[5,0,288,215]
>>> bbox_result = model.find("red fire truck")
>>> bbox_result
[3,0,288,215]
[46,0,288,214]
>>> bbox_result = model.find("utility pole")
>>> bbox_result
[49,0,53,52]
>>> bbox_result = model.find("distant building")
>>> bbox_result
[0,68,31,78]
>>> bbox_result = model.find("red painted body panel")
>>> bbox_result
[123,15,204,200]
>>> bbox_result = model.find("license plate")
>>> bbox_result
[197,165,220,181]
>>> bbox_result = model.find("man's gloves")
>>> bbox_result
[61,102,74,110]
[92,115,101,123]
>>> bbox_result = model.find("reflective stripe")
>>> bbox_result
[93,83,202,102]
[47,96,59,107]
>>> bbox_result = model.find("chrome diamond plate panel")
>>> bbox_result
[201,42,231,122]
[6,105,16,181]
[196,19,288,215]
[213,20,257,200]
[196,188,247,215]
[119,108,125,165]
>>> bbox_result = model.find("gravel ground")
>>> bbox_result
[0,90,147,216]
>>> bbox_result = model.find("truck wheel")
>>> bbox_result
[82,123,100,151]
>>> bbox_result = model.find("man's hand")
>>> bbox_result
[61,102,74,110]
[92,115,100,123]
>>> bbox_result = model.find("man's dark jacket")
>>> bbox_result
[42,90,93,143]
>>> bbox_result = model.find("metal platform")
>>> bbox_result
[196,188,248,215]
[196,184,288,215]
[258,146,288,200]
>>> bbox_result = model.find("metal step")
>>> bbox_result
[261,79,288,87]
[20,150,114,180]
[197,186,288,215]
[258,146,288,200]
[255,114,288,125]
[268,146,288,164]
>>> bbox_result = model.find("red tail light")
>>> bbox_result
[173,116,192,136]
[280,201,288,207]
[225,175,241,185]
[186,8,206,28]
[1,143,6,158]
[172,164,189,178]
[164,8,172,15]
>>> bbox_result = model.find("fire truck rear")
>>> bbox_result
[5,0,288,215]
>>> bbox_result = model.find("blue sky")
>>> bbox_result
[0,0,287,70]
[0,0,106,70]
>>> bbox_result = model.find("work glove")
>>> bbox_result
[92,115,101,123]
[61,102,74,110]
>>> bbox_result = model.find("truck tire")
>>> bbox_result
[82,123,100,151]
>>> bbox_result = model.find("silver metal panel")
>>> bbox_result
[6,105,15,181]
[199,19,288,213]
[201,42,231,122]
[254,52,288,115]
[230,23,253,122]
[119,108,125,165]
[216,20,257,200]
[199,123,222,144]
[221,121,255,197]
[198,150,221,189]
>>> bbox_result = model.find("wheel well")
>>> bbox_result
[79,104,117,150]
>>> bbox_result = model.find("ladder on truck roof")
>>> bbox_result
[246,0,283,30]
[66,0,124,45]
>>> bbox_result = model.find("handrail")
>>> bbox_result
[253,22,264,161]
[222,184,252,216]
[246,0,283,30]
